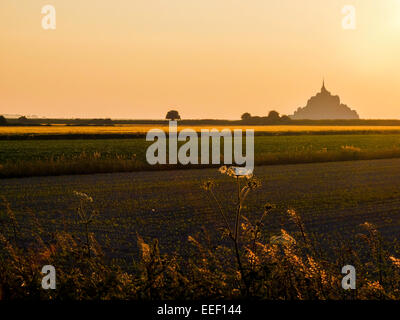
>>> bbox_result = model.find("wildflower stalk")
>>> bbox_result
[234,177,241,242]
[209,190,233,238]
[203,166,260,296]
[74,191,96,258]
[232,176,250,295]
[85,220,90,259]
[2,197,19,243]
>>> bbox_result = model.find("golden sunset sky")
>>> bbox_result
[1,0,400,119]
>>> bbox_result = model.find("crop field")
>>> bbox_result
[3,125,400,136]
[1,158,400,260]
[2,133,400,177]
[3,125,400,298]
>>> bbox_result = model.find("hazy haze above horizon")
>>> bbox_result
[1,0,400,119]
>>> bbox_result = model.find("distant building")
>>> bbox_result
[290,81,359,120]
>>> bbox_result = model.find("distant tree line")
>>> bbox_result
[5,110,400,127]
[240,110,291,124]
[163,109,292,125]
[0,115,7,126]
[3,116,114,126]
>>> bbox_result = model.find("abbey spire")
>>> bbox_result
[321,79,329,94]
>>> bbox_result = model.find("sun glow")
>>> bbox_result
[0,0,400,119]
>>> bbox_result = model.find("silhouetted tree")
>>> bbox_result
[280,115,291,122]
[0,115,7,125]
[241,113,251,120]
[267,110,280,122]
[18,116,30,124]
[165,110,181,121]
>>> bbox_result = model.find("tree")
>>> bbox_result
[18,116,30,124]
[0,115,7,125]
[280,115,291,122]
[267,110,280,122]
[165,110,181,121]
[241,113,251,120]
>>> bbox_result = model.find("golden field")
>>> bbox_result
[3,125,400,135]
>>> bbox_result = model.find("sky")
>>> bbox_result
[1,0,400,119]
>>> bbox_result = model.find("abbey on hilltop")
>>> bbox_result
[290,81,359,120]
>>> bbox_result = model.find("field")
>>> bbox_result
[2,158,400,258]
[3,125,400,136]
[3,133,400,177]
[3,126,400,299]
